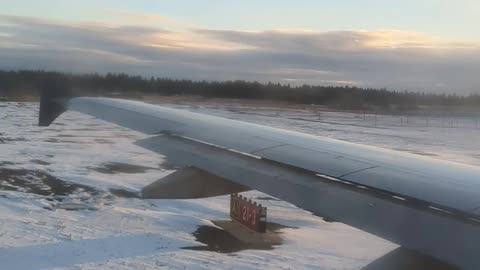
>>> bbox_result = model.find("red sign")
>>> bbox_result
[230,194,267,233]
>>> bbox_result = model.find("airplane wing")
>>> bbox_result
[39,93,480,270]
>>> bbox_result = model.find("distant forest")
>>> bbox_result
[1,70,480,111]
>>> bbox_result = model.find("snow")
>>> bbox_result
[3,101,479,269]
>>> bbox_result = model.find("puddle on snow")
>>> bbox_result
[183,222,293,253]
[183,226,274,253]
[0,161,17,166]
[30,159,52,166]
[0,136,27,143]
[109,188,141,198]
[0,168,114,210]
[92,162,159,174]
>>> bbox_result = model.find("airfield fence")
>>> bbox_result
[236,105,480,130]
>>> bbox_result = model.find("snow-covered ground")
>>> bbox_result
[1,101,479,269]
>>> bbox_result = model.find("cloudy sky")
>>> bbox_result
[1,0,479,93]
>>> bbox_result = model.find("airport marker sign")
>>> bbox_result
[230,194,267,233]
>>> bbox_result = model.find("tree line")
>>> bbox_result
[1,70,479,111]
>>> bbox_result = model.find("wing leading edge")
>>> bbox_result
[40,93,480,270]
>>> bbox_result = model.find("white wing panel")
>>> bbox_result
[64,97,480,214]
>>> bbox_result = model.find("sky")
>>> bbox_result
[0,0,479,93]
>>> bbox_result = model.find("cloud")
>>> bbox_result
[108,11,198,31]
[0,14,479,93]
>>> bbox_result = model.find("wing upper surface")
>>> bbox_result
[66,97,480,215]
